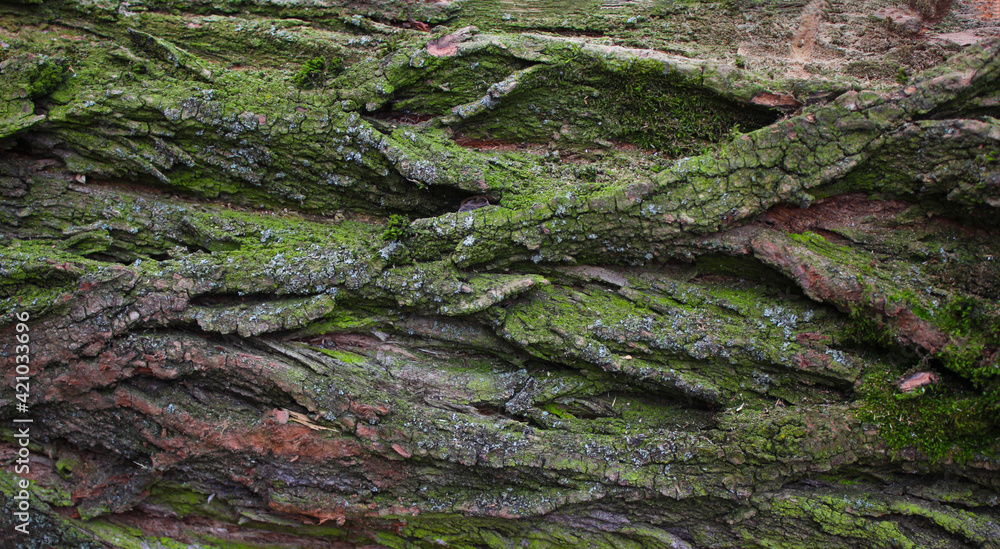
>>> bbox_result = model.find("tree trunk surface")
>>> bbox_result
[1,0,999,547]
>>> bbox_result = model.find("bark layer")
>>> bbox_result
[1,0,999,547]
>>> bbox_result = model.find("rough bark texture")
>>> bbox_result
[1,0,999,547]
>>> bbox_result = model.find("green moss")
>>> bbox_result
[788,232,867,270]
[837,275,1000,462]
[493,268,848,410]
[166,170,245,199]
[449,50,778,155]
[374,509,724,549]
[590,57,770,154]
[144,482,241,523]
[857,364,999,463]
[80,521,196,549]
[838,310,895,350]
[881,290,1000,421]
[895,66,909,85]
[0,239,99,320]
[934,296,1000,383]
[293,56,330,89]
[27,59,68,99]
[318,348,369,366]
[382,214,411,241]
[54,458,79,478]
[765,492,920,547]
[538,401,575,419]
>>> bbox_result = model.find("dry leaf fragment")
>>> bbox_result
[898,371,939,392]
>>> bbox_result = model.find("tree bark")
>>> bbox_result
[1,0,999,547]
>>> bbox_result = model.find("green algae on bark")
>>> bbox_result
[1,1,999,547]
